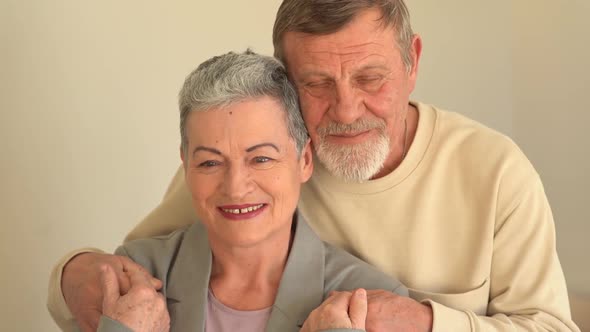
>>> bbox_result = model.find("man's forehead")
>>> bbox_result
[282,31,396,71]
[283,38,397,78]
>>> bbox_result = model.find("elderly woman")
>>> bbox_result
[95,51,407,332]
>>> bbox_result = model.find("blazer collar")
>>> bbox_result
[163,212,326,331]
[165,223,211,331]
[267,213,326,330]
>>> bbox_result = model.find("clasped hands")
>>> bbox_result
[62,253,169,332]
[62,253,432,332]
[302,289,433,332]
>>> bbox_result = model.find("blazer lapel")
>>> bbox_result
[165,223,211,331]
[161,214,325,331]
[266,214,326,331]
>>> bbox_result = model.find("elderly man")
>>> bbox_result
[48,0,579,331]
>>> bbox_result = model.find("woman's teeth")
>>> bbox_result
[222,204,264,214]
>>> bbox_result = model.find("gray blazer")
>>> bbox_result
[97,214,407,332]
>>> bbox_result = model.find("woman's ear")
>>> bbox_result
[180,146,188,172]
[299,139,314,183]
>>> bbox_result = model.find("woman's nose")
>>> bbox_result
[222,164,254,200]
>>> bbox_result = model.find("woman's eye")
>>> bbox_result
[254,156,271,163]
[252,156,276,169]
[198,160,220,167]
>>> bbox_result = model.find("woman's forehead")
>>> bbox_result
[186,98,292,148]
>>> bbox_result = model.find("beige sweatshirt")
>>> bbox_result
[48,102,579,331]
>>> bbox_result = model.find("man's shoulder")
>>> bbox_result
[322,241,407,296]
[425,102,513,145]
[420,102,532,171]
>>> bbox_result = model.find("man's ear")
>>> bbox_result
[299,139,314,183]
[407,34,423,93]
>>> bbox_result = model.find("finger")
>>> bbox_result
[100,265,120,310]
[327,290,352,299]
[116,271,131,295]
[110,258,131,294]
[327,291,353,310]
[151,277,163,290]
[124,261,156,288]
[348,288,368,329]
[119,256,161,289]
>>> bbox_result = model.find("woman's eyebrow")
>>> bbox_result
[246,143,280,153]
[192,146,221,158]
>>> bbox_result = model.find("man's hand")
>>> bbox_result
[61,252,162,332]
[365,290,433,332]
[301,288,368,332]
[101,264,170,332]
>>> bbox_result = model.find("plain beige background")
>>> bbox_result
[1,1,588,330]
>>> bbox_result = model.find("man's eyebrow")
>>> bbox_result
[192,146,221,158]
[356,63,389,72]
[298,69,331,80]
[246,143,280,153]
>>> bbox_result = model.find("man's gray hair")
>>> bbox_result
[178,50,308,156]
[273,0,415,71]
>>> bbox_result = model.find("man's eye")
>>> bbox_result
[305,81,332,89]
[356,76,383,91]
[357,76,381,84]
[360,77,377,82]
[302,80,334,98]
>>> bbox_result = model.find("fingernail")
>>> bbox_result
[356,288,366,298]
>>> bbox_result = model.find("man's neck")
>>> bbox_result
[371,103,419,180]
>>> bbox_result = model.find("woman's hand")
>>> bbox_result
[101,264,170,332]
[62,252,162,331]
[301,288,367,332]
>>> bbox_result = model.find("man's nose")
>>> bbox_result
[223,164,254,200]
[330,83,364,124]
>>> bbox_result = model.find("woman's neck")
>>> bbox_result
[207,223,293,310]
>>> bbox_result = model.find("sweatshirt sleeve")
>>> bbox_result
[46,247,105,331]
[124,164,196,242]
[427,174,579,332]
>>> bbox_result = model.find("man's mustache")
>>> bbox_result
[317,118,386,136]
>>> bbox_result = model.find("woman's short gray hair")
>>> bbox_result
[178,50,308,156]
[273,0,415,72]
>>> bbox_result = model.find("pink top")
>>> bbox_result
[206,289,272,332]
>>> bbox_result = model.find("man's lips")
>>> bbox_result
[217,203,267,220]
[331,130,370,138]
[326,130,374,143]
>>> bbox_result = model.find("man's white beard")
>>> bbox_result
[315,119,390,182]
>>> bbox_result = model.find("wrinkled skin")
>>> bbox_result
[365,290,432,332]
[101,264,170,332]
[62,252,162,331]
[301,289,368,332]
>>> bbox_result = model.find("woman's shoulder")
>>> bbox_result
[115,223,199,278]
[322,241,408,297]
